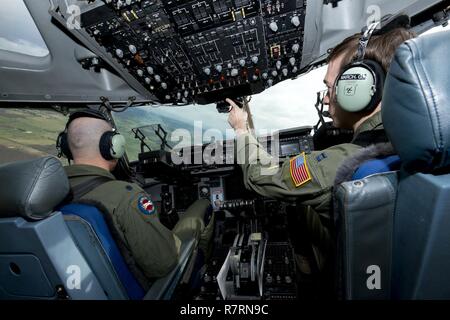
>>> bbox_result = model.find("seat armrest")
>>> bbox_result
[143,238,196,300]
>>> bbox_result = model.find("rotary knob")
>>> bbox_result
[231,68,239,77]
[292,43,300,54]
[267,79,274,86]
[251,56,258,64]
[239,59,246,67]
[291,15,301,27]
[262,72,268,79]
[147,66,154,75]
[276,61,282,70]
[129,45,137,55]
[289,57,296,66]
[271,70,278,77]
[292,66,298,73]
[282,68,288,77]
[145,77,151,85]
[215,65,223,73]
[154,75,161,83]
[161,82,168,90]
[177,92,182,100]
[204,67,211,76]
[115,49,124,59]
[252,75,259,81]
[269,21,278,33]
[137,69,144,77]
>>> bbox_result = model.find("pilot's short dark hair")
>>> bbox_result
[327,27,416,73]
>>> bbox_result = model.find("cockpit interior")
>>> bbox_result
[0,0,449,301]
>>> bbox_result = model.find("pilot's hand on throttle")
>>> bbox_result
[226,98,248,136]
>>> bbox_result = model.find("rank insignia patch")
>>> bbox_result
[290,153,312,187]
[138,196,156,215]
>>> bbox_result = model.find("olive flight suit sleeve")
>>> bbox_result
[115,187,182,279]
[236,132,359,205]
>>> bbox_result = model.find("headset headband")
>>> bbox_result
[355,21,382,62]
[66,109,112,128]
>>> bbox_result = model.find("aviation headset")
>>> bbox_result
[334,21,385,113]
[56,109,126,161]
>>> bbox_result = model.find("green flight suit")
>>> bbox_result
[64,165,214,280]
[236,112,383,269]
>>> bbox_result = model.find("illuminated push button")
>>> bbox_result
[231,68,239,77]
[276,60,282,70]
[147,66,154,75]
[291,15,301,27]
[154,75,161,83]
[251,56,258,64]
[292,43,300,54]
[269,21,278,32]
[129,45,137,54]
[204,67,211,76]
[282,68,288,77]
[289,57,296,66]
[115,49,124,58]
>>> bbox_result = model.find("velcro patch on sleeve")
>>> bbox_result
[290,153,312,187]
[138,196,156,216]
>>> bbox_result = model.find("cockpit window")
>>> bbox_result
[113,66,325,162]
[0,0,49,57]
[0,108,67,165]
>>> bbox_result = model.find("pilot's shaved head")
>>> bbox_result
[67,117,112,161]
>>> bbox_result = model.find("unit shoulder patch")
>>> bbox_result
[289,153,312,188]
[137,196,156,216]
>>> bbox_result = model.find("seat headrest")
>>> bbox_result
[0,156,70,220]
[382,31,450,173]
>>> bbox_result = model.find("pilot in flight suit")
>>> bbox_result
[58,110,214,286]
[227,27,415,277]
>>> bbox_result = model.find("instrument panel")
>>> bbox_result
[80,0,307,104]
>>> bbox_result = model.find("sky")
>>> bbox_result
[0,0,49,57]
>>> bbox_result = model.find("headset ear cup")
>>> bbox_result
[335,61,384,113]
[58,132,73,160]
[361,59,385,114]
[99,131,115,161]
[110,134,126,159]
[99,131,126,160]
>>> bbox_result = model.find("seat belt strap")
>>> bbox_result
[71,176,113,202]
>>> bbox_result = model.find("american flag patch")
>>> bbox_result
[290,153,312,187]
